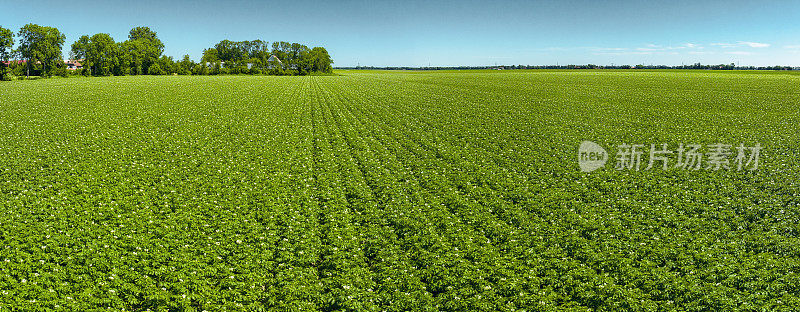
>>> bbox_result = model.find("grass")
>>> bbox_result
[0,71,799,311]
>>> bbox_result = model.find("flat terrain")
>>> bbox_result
[1,71,799,310]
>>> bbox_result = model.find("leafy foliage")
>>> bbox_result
[16,24,66,77]
[0,26,12,61]
[202,40,333,75]
[0,26,13,80]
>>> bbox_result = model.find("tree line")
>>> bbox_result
[199,40,332,75]
[0,24,333,80]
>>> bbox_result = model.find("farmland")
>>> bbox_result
[0,70,799,311]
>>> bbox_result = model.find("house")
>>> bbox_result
[2,60,27,67]
[267,55,282,69]
[64,59,83,70]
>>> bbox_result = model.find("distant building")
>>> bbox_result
[2,60,28,66]
[64,59,83,70]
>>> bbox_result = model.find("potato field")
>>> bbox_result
[0,70,799,311]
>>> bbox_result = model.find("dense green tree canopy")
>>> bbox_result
[71,27,171,76]
[0,26,13,80]
[309,47,333,73]
[85,33,118,76]
[4,23,333,79]
[201,48,219,64]
[212,39,271,64]
[0,26,13,62]
[126,26,164,74]
[197,39,331,75]
[70,35,90,60]
[17,24,66,77]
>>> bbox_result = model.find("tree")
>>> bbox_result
[72,34,123,76]
[125,26,164,75]
[114,42,131,75]
[309,47,333,73]
[17,24,66,77]
[214,39,246,64]
[288,43,310,74]
[129,26,160,42]
[0,26,12,61]
[87,33,118,76]
[70,35,89,60]
[201,48,219,64]
[271,42,291,69]
[178,54,193,75]
[246,40,270,60]
[0,26,13,80]
[201,39,332,75]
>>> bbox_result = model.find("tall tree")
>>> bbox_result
[201,48,219,64]
[70,35,90,75]
[114,42,132,75]
[309,47,333,73]
[70,35,90,60]
[199,39,332,75]
[87,34,118,76]
[178,54,193,75]
[121,40,144,74]
[0,26,13,79]
[72,34,120,76]
[17,24,66,77]
[214,40,246,64]
[288,43,310,73]
[246,39,269,60]
[125,26,164,74]
[129,26,160,42]
[0,26,12,61]
[271,41,291,69]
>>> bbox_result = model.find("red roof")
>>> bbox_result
[2,60,85,66]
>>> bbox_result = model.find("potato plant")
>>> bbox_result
[0,71,798,311]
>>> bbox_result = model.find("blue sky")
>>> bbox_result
[2,0,800,67]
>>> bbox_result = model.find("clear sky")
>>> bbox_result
[2,0,800,67]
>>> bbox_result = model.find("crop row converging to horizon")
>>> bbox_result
[0,24,334,80]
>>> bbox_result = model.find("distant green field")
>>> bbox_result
[1,71,799,311]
